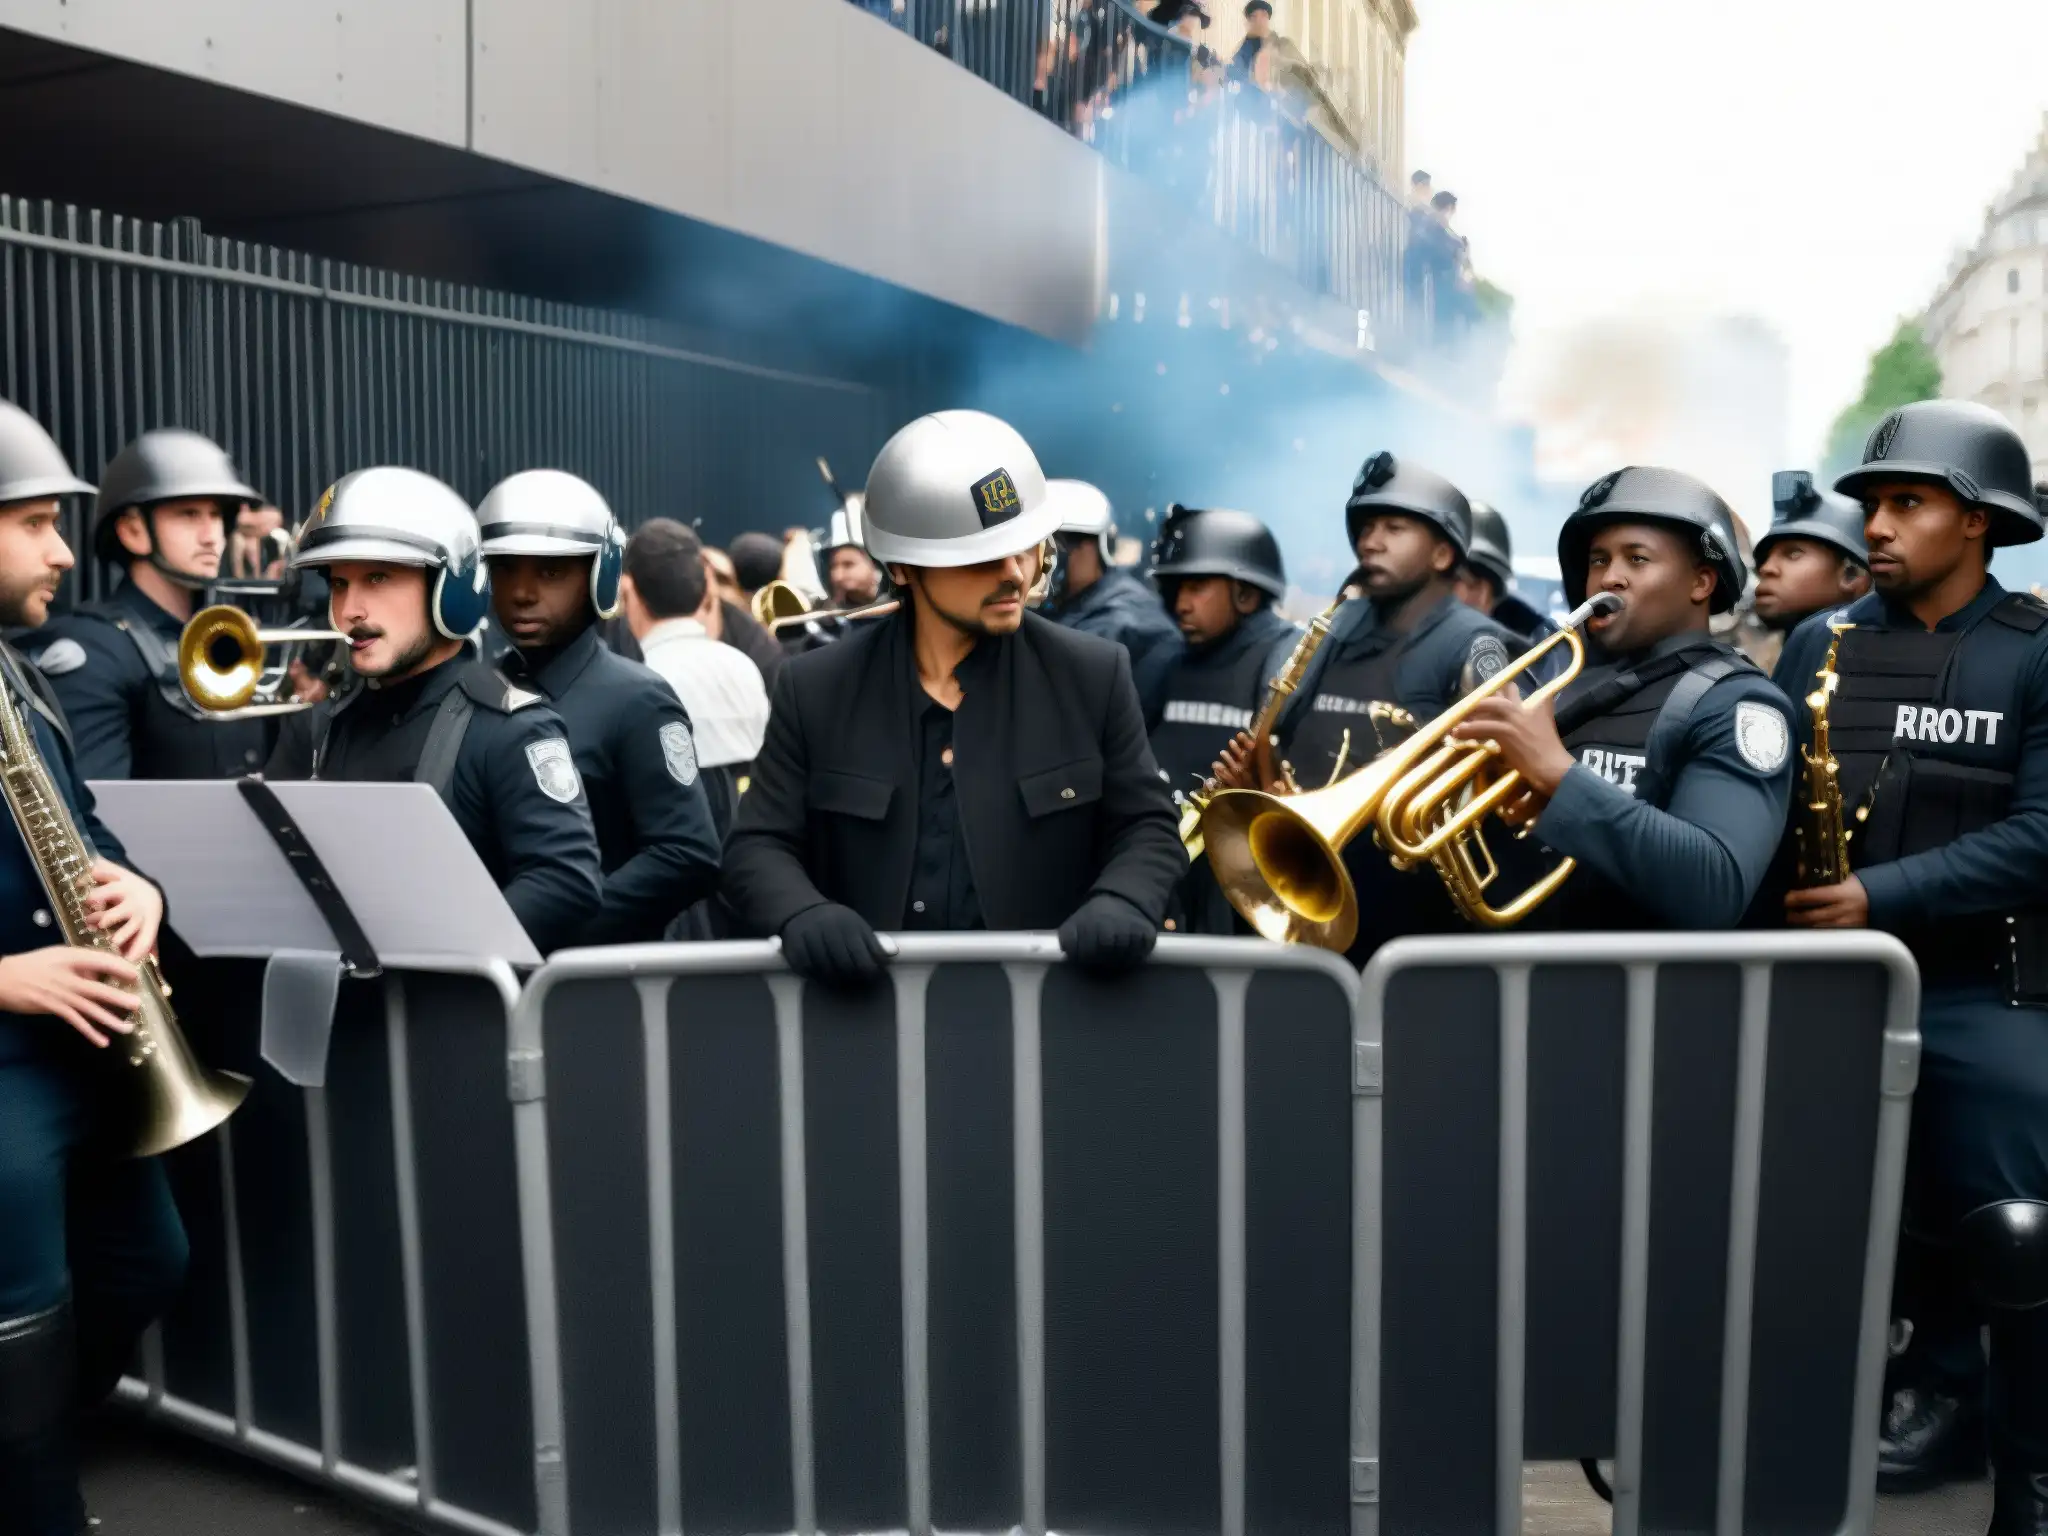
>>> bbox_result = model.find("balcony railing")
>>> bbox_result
[848,0,1410,350]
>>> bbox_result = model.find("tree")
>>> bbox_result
[1823,321,1942,475]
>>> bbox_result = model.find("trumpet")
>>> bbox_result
[178,604,348,719]
[749,580,901,634]
[1200,593,1619,949]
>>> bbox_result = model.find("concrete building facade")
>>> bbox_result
[1924,113,2048,479]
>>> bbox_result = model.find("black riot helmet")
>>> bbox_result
[1559,466,1747,615]
[1344,451,1473,558]
[1834,400,2042,547]
[0,401,92,508]
[92,429,261,575]
[1756,471,1868,569]
[1150,505,1287,599]
[1464,501,1515,591]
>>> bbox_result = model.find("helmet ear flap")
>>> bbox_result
[591,522,626,619]
[433,549,491,639]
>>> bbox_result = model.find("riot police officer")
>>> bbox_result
[0,403,185,1532]
[721,410,1183,986]
[25,429,270,779]
[1146,505,1294,933]
[1754,470,1871,645]
[263,468,602,956]
[1450,466,1796,930]
[1453,499,1561,647]
[478,470,721,945]
[1044,479,1180,717]
[1778,400,2048,1530]
[1209,452,1521,963]
[785,502,891,654]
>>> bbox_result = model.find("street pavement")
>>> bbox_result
[1523,1459,1992,1534]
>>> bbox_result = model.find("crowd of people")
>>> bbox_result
[6,389,2048,1529]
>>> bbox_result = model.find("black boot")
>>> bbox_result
[1991,1470,2048,1536]
[0,1297,85,1535]
[1878,1383,1987,1492]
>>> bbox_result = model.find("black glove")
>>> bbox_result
[779,903,893,988]
[1057,892,1160,974]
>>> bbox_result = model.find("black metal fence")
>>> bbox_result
[848,0,1409,339]
[0,197,894,605]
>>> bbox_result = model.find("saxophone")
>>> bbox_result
[1178,587,1355,861]
[1796,624,1853,887]
[0,671,249,1158]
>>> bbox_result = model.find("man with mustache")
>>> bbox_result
[1207,452,1521,963]
[25,430,271,780]
[1449,467,1796,933]
[478,470,721,945]
[1777,402,2048,1531]
[262,468,601,955]
[1144,504,1295,934]
[0,403,186,1532]
[721,410,1183,987]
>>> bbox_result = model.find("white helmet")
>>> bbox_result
[1047,479,1114,559]
[861,411,1059,568]
[475,469,626,620]
[824,493,868,558]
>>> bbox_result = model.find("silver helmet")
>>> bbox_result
[476,469,626,619]
[861,411,1059,568]
[292,467,490,640]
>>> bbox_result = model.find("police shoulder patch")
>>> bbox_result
[29,638,87,677]
[1467,633,1511,683]
[659,720,699,787]
[1733,700,1790,774]
[525,737,582,803]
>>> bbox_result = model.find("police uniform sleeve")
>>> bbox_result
[263,707,316,780]
[1535,675,1797,928]
[479,704,604,956]
[1856,639,2048,925]
[578,687,723,946]
[26,618,142,781]
[12,658,132,870]
[720,659,833,935]
[1085,643,1186,924]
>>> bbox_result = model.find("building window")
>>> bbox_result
[2012,268,2024,295]
[2012,318,2023,373]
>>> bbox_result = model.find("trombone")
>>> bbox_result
[178,604,348,719]
[1199,593,1620,950]
[749,580,901,633]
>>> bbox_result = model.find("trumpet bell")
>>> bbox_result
[1200,789,1359,949]
[178,604,267,712]
[1200,742,1420,951]
[177,604,346,718]
[751,579,812,628]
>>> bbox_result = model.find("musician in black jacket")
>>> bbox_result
[721,410,1184,986]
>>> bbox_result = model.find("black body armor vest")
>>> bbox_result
[1532,640,1757,932]
[1149,612,1289,808]
[1828,594,2047,996]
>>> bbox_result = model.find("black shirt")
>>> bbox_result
[318,660,445,781]
[905,654,986,933]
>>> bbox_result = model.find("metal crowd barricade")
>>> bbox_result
[117,955,535,1536]
[513,934,1360,1536]
[1357,932,1920,1536]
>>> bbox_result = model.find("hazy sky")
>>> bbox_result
[1404,1,2048,469]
